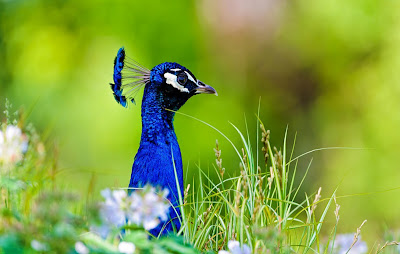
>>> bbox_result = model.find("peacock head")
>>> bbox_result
[110,47,217,110]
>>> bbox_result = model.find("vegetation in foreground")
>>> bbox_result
[0,100,398,254]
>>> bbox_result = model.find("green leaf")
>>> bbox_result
[123,230,153,250]
[156,236,200,254]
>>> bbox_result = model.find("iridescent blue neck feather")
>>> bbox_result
[130,81,184,235]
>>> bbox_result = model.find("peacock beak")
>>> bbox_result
[195,80,218,96]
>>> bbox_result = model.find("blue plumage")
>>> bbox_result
[111,47,148,107]
[111,47,127,107]
[111,47,217,236]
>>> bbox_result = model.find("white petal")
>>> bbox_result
[101,188,112,199]
[242,244,251,254]
[227,240,251,254]
[227,240,240,251]
[75,242,89,254]
[5,125,21,140]
[144,192,158,203]
[162,188,170,198]
[129,193,142,209]
[118,241,136,254]
[127,211,142,225]
[31,240,48,251]
[101,203,126,227]
[113,189,127,202]
[143,217,160,230]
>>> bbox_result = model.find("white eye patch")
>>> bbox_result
[164,73,190,93]
[184,71,197,84]
[170,69,197,84]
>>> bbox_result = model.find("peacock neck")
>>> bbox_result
[140,85,177,145]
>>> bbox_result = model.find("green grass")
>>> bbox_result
[1,101,399,253]
[173,110,339,253]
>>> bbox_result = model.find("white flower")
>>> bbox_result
[31,240,48,251]
[75,242,89,254]
[0,125,28,167]
[95,186,171,236]
[96,186,170,236]
[118,241,136,254]
[219,240,251,254]
[126,186,170,230]
[100,188,129,227]
[332,234,368,254]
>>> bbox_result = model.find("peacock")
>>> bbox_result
[110,47,217,236]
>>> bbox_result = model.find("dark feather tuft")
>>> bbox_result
[110,47,150,107]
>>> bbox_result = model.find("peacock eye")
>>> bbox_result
[177,73,188,85]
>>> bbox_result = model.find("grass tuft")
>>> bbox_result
[175,111,339,253]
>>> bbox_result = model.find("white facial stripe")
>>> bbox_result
[184,71,197,84]
[170,68,181,72]
[164,73,190,93]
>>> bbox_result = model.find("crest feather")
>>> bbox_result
[110,47,150,107]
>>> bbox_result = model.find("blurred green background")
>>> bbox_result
[1,0,400,244]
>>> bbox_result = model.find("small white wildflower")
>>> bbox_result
[219,240,251,254]
[31,240,48,251]
[100,188,129,227]
[332,234,368,254]
[75,241,89,254]
[96,186,171,235]
[118,241,136,254]
[93,188,132,238]
[127,186,170,230]
[0,125,28,168]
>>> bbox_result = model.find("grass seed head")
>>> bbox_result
[234,180,242,215]
[273,147,283,176]
[260,125,270,164]
[240,162,249,199]
[348,220,367,251]
[241,148,248,169]
[214,139,225,178]
[311,187,322,215]
[184,184,190,204]
[334,194,340,222]
[377,241,400,253]
[268,166,274,190]
[202,204,213,226]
